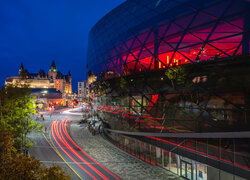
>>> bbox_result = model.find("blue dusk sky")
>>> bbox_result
[0,0,125,91]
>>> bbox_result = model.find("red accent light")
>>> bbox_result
[147,94,158,111]
[108,24,243,77]
[62,119,121,180]
[51,121,97,180]
[56,120,109,180]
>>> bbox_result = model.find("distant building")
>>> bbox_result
[5,61,72,97]
[31,88,66,110]
[78,80,88,99]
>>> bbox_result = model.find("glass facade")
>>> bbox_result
[87,0,250,78]
[107,132,246,180]
[87,0,250,179]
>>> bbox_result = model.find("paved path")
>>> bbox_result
[29,113,80,180]
[68,120,183,180]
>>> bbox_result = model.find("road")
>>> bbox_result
[29,107,120,180]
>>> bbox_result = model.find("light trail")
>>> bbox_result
[57,120,108,180]
[43,133,83,180]
[61,107,83,115]
[52,121,98,180]
[51,119,121,180]
[62,119,121,180]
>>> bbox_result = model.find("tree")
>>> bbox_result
[40,164,71,180]
[0,131,71,180]
[165,66,188,89]
[0,86,43,153]
[120,77,128,90]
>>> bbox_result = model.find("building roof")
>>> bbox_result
[87,0,250,77]
[49,60,57,71]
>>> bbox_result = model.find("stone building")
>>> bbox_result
[5,61,72,97]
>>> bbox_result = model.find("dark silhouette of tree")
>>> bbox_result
[0,131,71,179]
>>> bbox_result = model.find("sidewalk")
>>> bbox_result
[68,120,183,180]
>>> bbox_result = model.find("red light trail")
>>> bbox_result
[51,121,97,180]
[51,119,121,180]
[62,119,121,180]
[146,136,250,170]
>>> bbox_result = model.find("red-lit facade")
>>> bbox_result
[108,18,245,77]
[87,0,250,179]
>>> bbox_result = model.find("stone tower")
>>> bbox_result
[19,63,24,76]
[68,71,72,84]
[48,60,57,80]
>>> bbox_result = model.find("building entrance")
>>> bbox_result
[181,160,193,180]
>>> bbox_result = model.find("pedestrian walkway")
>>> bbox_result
[68,121,183,180]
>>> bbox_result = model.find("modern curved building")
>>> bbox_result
[87,0,250,179]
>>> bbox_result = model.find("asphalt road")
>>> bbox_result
[29,112,81,179]
[29,107,120,180]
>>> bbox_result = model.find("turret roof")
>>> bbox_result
[50,60,57,70]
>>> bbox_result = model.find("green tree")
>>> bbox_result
[0,86,43,153]
[120,77,128,90]
[165,66,187,89]
[40,164,71,180]
[0,131,71,180]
